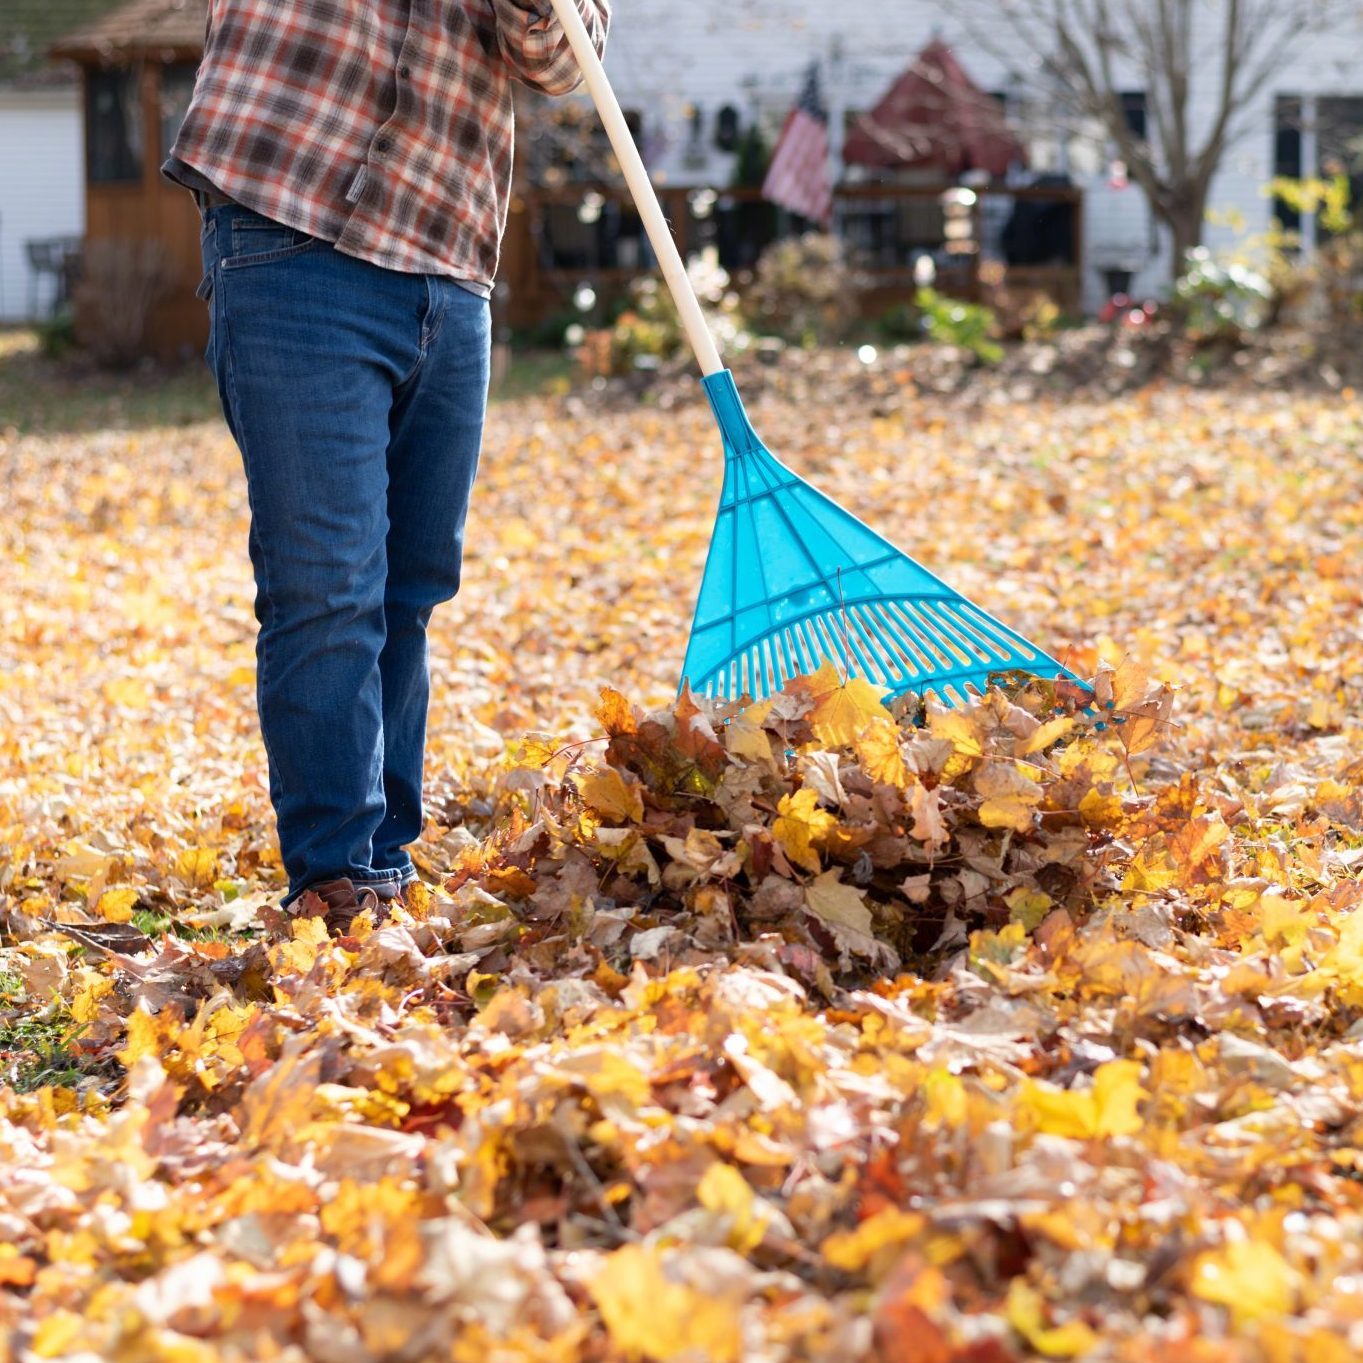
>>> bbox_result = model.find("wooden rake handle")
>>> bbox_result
[545,0,725,377]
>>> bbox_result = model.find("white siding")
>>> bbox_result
[0,89,84,323]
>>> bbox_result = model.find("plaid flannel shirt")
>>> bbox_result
[167,0,610,293]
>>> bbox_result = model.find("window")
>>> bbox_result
[1272,95,1303,234]
[87,67,143,184]
[1120,91,1147,142]
[160,62,198,156]
[1316,95,1363,225]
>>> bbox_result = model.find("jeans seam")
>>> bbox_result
[216,272,286,834]
[395,277,440,392]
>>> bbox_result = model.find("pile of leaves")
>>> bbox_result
[450,664,1159,989]
[5,331,1363,1360]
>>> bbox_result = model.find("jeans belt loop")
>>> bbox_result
[194,185,234,212]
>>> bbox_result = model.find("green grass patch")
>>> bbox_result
[492,348,574,403]
[0,330,220,437]
[0,1010,101,1094]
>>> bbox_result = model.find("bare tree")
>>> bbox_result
[960,0,1341,276]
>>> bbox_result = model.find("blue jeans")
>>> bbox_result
[199,203,490,904]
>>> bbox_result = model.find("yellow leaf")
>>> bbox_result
[1019,715,1075,755]
[1019,1060,1146,1139]
[922,1069,967,1127]
[773,787,837,874]
[1078,786,1124,829]
[1323,911,1363,1007]
[70,972,115,1025]
[588,1245,742,1362]
[174,846,218,887]
[976,760,1043,831]
[926,701,984,758]
[1006,886,1053,930]
[697,1162,768,1254]
[574,766,644,824]
[808,673,890,748]
[30,1310,85,1359]
[95,886,140,923]
[118,1005,177,1070]
[596,687,639,736]
[103,677,151,709]
[1006,1279,1098,1358]
[1109,657,1151,710]
[1191,1239,1299,1327]
[1119,683,1175,755]
[1258,894,1311,947]
[978,796,1039,833]
[821,1207,924,1272]
[975,761,1043,803]
[724,715,775,766]
[853,716,909,787]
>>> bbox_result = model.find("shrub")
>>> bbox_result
[575,249,746,377]
[1267,173,1363,325]
[877,302,919,342]
[745,233,861,345]
[914,287,1003,364]
[73,238,173,368]
[1172,248,1271,344]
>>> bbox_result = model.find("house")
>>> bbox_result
[0,1,121,324]
[44,0,1363,353]
[598,0,1363,313]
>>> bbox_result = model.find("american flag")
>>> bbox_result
[762,64,833,227]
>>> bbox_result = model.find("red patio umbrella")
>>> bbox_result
[843,40,1025,177]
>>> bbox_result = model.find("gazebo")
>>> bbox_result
[51,0,208,361]
[843,39,1025,177]
[840,40,1081,313]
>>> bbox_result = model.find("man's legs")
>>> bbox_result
[202,204,434,903]
[372,280,491,878]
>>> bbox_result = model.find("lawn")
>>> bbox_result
[2,331,1363,1362]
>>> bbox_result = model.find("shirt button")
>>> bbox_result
[399,64,411,78]
[374,137,391,153]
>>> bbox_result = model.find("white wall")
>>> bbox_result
[0,88,84,323]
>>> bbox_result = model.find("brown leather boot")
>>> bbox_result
[293,877,385,937]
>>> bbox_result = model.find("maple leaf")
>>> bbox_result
[772,787,838,874]
[821,1207,925,1273]
[697,1162,771,1254]
[587,1246,743,1363]
[596,687,639,736]
[573,766,645,824]
[1006,1280,1098,1359]
[974,761,1044,833]
[1191,1239,1300,1327]
[804,870,899,971]
[808,675,891,749]
[1019,1060,1147,1139]
[854,717,910,788]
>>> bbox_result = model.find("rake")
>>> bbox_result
[548,0,1083,708]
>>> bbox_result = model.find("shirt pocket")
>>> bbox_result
[221,217,319,270]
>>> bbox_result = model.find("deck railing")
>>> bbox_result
[499,181,1084,328]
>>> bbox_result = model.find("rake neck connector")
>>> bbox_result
[701,371,760,460]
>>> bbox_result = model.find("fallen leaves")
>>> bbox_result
[4,349,1363,1362]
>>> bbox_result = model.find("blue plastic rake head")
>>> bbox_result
[681,371,1080,709]
[544,0,1081,712]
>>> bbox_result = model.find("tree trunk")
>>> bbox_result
[1163,191,1209,282]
